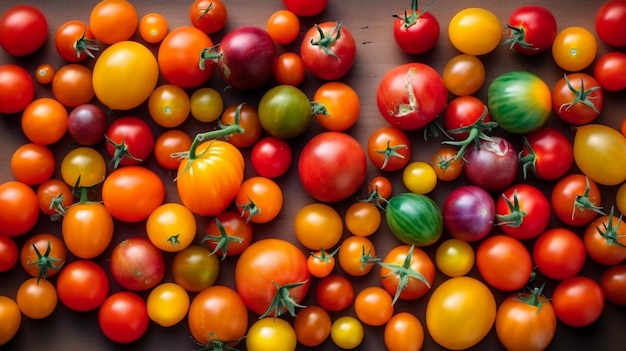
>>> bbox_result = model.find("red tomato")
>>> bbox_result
[442,95,492,144]
[316,274,354,312]
[552,276,605,327]
[283,0,327,17]
[0,236,18,272]
[593,51,626,91]
[476,234,533,291]
[204,211,253,259]
[496,184,551,240]
[367,126,411,172]
[20,232,66,282]
[153,129,192,170]
[519,127,573,180]
[392,0,439,54]
[221,103,262,148]
[595,0,626,47]
[36,179,73,218]
[583,208,626,266]
[0,64,34,114]
[102,166,165,223]
[0,180,39,237]
[11,143,55,185]
[601,265,626,306]
[273,52,305,86]
[89,0,138,44]
[502,5,557,55]
[105,116,155,168]
[158,26,215,88]
[300,21,356,80]
[551,174,603,227]
[0,4,47,56]
[54,20,98,62]
[552,72,604,125]
[533,228,586,280]
[379,245,434,303]
[98,291,150,344]
[110,237,165,291]
[294,305,331,347]
[250,136,292,178]
[56,260,109,312]
[189,0,227,34]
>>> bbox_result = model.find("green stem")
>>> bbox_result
[310,21,344,59]
[392,0,435,28]
[442,105,497,162]
[495,190,527,227]
[558,73,602,114]
[378,245,431,305]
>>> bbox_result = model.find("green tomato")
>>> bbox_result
[258,85,313,139]
[385,192,443,247]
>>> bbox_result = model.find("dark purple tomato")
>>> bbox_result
[67,104,108,145]
[463,136,518,192]
[442,185,495,242]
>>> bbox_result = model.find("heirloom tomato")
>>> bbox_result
[392,0,439,54]
[171,245,219,292]
[11,143,55,185]
[463,137,518,192]
[189,0,227,34]
[146,283,189,327]
[62,190,114,259]
[435,238,475,277]
[331,316,364,350]
[0,64,34,114]
[204,211,253,258]
[190,87,223,122]
[283,0,327,17]
[316,275,354,312]
[221,103,262,148]
[102,166,165,223]
[266,9,299,44]
[552,72,603,125]
[384,312,424,351]
[379,245,434,303]
[54,20,98,62]
[153,129,192,170]
[595,0,626,47]
[258,84,314,139]
[502,5,557,55]
[442,54,485,96]
[426,276,496,350]
[138,13,168,43]
[338,235,377,277]
[16,278,57,319]
[402,161,437,195]
[448,7,502,55]
[235,176,283,224]
[148,84,190,128]
[552,276,604,327]
[0,4,47,56]
[496,184,551,240]
[20,233,66,282]
[534,228,586,280]
[344,201,381,237]
[0,236,18,272]
[601,265,626,306]
[105,116,155,168]
[273,52,306,86]
[552,26,597,71]
[60,146,106,188]
[377,63,447,130]
[573,124,626,186]
[367,126,411,172]
[21,97,68,145]
[300,21,356,80]
[519,127,573,180]
[93,41,159,110]
[158,26,214,88]
[188,285,248,348]
[477,234,533,291]
[314,82,360,131]
[294,305,331,347]
[442,185,495,242]
[487,71,551,134]
[551,174,603,227]
[0,296,20,346]
[146,203,196,252]
[247,317,297,351]
[110,237,165,291]
[89,0,138,44]
[235,238,310,317]
[98,291,149,344]
[583,209,626,266]
[67,103,107,146]
[354,286,394,326]
[0,180,39,237]
[250,136,292,178]
[385,192,443,247]
[593,51,626,91]
[56,260,109,312]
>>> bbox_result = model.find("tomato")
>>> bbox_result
[385,192,443,247]
[0,180,39,237]
[573,123,626,186]
[0,296,20,346]
[106,114,155,163]
[250,136,293,178]
[56,260,109,312]
[267,9,299,44]
[102,166,165,223]
[274,52,306,86]
[11,143,55,185]
[502,5,557,55]
[52,63,94,108]
[442,95,492,143]
[139,12,168,43]
[601,265,626,306]
[221,103,262,148]
[442,185,495,242]
[158,26,215,89]
[146,203,196,252]
[379,245,434,302]
[98,291,149,344]
[148,84,190,128]
[153,129,192,170]
[487,71,551,134]
[20,233,66,282]
[189,0,227,34]
[294,305,331,347]
[190,87,223,122]
[552,72,604,125]
[618,182,626,215]
[16,277,57,319]
[476,235,533,291]
[442,54,485,96]
[534,228,586,280]
[402,161,437,194]
[171,245,220,292]
[54,20,98,62]
[367,126,411,172]
[188,285,247,348]
[258,84,313,139]
[67,103,107,146]
[365,175,393,207]
[330,316,364,349]
[338,235,377,276]
[204,211,253,259]
[431,147,464,182]
[62,192,114,259]
[552,276,605,327]
[496,184,551,240]
[495,287,557,351]
[392,0,439,54]
[344,201,381,237]
[176,138,244,216]
[426,276,496,350]
[60,146,106,188]
[377,63,447,131]
[552,26,597,71]
[21,97,68,145]
[35,63,55,84]
[354,286,394,326]
[93,41,159,110]
[462,137,516,190]
[146,283,189,327]
[0,236,18,272]
[384,312,424,351]
[247,317,297,351]
[89,0,138,44]
[551,174,603,227]
[300,21,356,80]
[519,127,573,180]
[448,7,502,55]
[283,0,327,17]
[595,0,626,47]
[583,208,626,266]
[316,274,354,312]
[235,239,310,317]
[314,82,360,131]
[0,64,34,114]
[0,4,47,56]
[235,176,283,223]
[298,131,367,202]
[435,238,475,277]
[307,247,339,278]
[594,51,626,91]
[110,237,165,291]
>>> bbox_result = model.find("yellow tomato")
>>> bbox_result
[573,124,626,186]
[552,26,597,72]
[402,161,437,194]
[146,283,190,327]
[92,41,159,110]
[190,87,224,123]
[246,317,297,351]
[344,201,381,236]
[146,203,196,252]
[148,84,190,128]
[448,8,502,55]
[294,203,343,250]
[435,239,475,277]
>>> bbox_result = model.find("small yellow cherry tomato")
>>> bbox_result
[403,161,437,194]
[190,87,224,122]
[146,282,190,327]
[435,239,475,277]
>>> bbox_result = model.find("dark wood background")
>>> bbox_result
[1,0,625,350]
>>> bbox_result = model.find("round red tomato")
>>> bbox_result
[105,116,155,168]
[533,228,586,280]
[153,129,192,170]
[300,21,356,80]
[367,126,411,172]
[316,274,354,312]
[551,174,603,227]
[519,127,573,180]
[110,237,165,291]
[250,136,292,178]
[442,95,492,143]
[56,260,109,312]
[98,291,149,344]
[601,265,626,306]
[0,180,39,237]
[0,5,47,56]
[55,20,98,62]
[189,0,227,34]
[0,236,18,272]
[392,0,439,54]
[593,51,626,92]
[476,234,533,291]
[283,0,327,17]
[204,211,253,259]
[502,5,557,55]
[0,64,34,114]
[595,0,626,47]
[552,276,605,327]
[495,184,551,240]
[552,72,604,125]
[158,26,215,88]
[583,209,626,266]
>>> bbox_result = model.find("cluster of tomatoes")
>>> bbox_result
[1,0,626,350]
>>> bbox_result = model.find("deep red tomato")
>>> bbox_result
[392,0,439,54]
[593,51,626,92]
[379,245,434,303]
[67,103,108,146]
[110,237,165,291]
[189,0,227,34]
[0,180,39,237]
[601,265,626,306]
[583,208,626,266]
[502,5,557,55]
[54,20,98,62]
[595,0,626,47]
[519,127,573,180]
[158,26,215,88]
[56,260,109,312]
[0,64,35,114]
[442,95,492,144]
[98,291,150,344]
[476,234,533,291]
[300,21,356,80]
[0,236,18,272]
[552,72,604,125]
[250,136,293,178]
[298,131,367,203]
[551,174,603,227]
[377,63,447,131]
[496,184,551,240]
[367,126,411,172]
[102,166,165,223]
[0,4,48,56]
[105,116,155,168]
[316,274,355,312]
[552,276,605,327]
[204,211,253,259]
[283,0,327,17]
[533,227,586,280]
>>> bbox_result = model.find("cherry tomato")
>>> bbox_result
[0,236,18,272]
[314,82,360,131]
[0,4,48,56]
[307,247,339,278]
[204,211,254,259]
[344,201,381,236]
[35,63,55,84]
[392,0,440,54]
[0,296,21,346]
[519,127,574,180]
[139,12,168,43]
[354,286,394,326]
[171,245,220,292]
[274,52,306,86]
[20,233,66,282]
[294,203,343,250]
[431,147,464,182]
[146,283,190,327]
[448,7,502,55]
[476,234,533,291]
[89,0,138,44]
[379,245,434,303]
[496,184,551,240]
[601,265,626,306]
[54,20,97,62]
[0,64,34,114]
[316,274,354,312]
[105,116,155,168]
[189,0,228,34]
[266,9,299,44]
[250,136,293,178]
[338,235,377,277]
[11,143,55,185]
[283,0,327,17]
[403,161,437,194]
[221,103,262,148]
[384,312,424,351]
[552,276,605,327]
[331,316,364,350]
[190,87,223,122]
[367,126,411,172]
[62,196,114,259]
[98,291,149,343]
[246,317,297,351]
[552,26,597,71]
[503,5,557,55]
[148,84,191,128]
[56,260,109,312]
[365,176,393,206]
[552,72,603,125]
[300,21,356,80]
[435,238,475,277]
[293,305,331,347]
[153,129,192,170]
[595,0,626,47]
[60,146,106,188]
[235,176,283,224]
[583,209,626,266]
[442,54,485,96]
[552,174,603,227]
[593,52,626,92]
[16,277,57,319]
[0,180,39,237]
[21,97,68,145]
[533,227,586,280]
[146,203,196,252]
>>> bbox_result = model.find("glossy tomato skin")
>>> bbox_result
[463,136,518,192]
[62,201,113,259]
[551,73,604,125]
[533,228,586,280]
[146,202,196,252]
[105,116,155,168]
[294,305,331,347]
[0,5,48,56]
[0,64,35,114]
[0,296,20,346]
[476,235,533,291]
[36,179,73,217]
[20,232,66,281]
[392,2,439,54]
[314,81,360,131]
[316,275,354,312]
[204,211,253,258]
[442,185,495,242]
[442,95,490,141]
[595,0,626,47]
[503,5,557,55]
[551,174,602,227]
[386,192,443,247]
[98,291,150,344]
[21,97,68,145]
[552,276,605,327]
[10,143,55,185]
[442,54,485,96]
[298,131,366,203]
[146,282,189,327]
[153,129,192,170]
[250,136,292,178]
[295,202,343,250]
[496,184,551,240]
[54,20,97,62]
[583,213,626,266]
[235,176,283,224]
[171,245,219,292]
[258,84,312,139]
[448,7,502,55]
[519,127,573,180]
[16,277,57,319]
[300,21,356,80]
[379,245,435,301]
[283,0,327,17]
[552,26,597,72]
[159,26,214,88]
[56,260,109,312]
[52,63,95,108]
[0,236,18,272]
[367,126,411,172]
[384,312,424,351]
[377,63,447,131]
[89,0,138,45]
[67,104,107,146]
[0,180,39,237]
[593,51,626,92]
[110,237,165,291]
[573,123,626,186]
[601,265,626,306]
[189,0,227,34]
[102,166,165,223]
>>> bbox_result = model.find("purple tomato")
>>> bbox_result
[67,104,108,145]
[463,136,518,192]
[442,185,495,242]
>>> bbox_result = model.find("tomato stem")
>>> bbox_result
[595,206,626,248]
[495,190,527,227]
[258,280,308,319]
[236,195,259,223]
[513,282,547,313]
[377,245,431,305]
[105,134,143,169]
[376,140,408,170]
[27,240,65,284]
[558,73,601,114]
[442,105,497,164]
[197,2,214,20]
[74,29,99,59]
[519,135,538,179]
[201,218,244,261]
[310,21,344,60]
[310,246,340,262]
[199,44,222,70]
[392,0,435,28]
[571,176,605,220]
[502,24,537,51]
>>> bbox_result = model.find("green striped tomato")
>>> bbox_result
[487,71,551,134]
[385,192,443,247]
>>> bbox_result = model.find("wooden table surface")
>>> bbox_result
[1,0,625,350]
